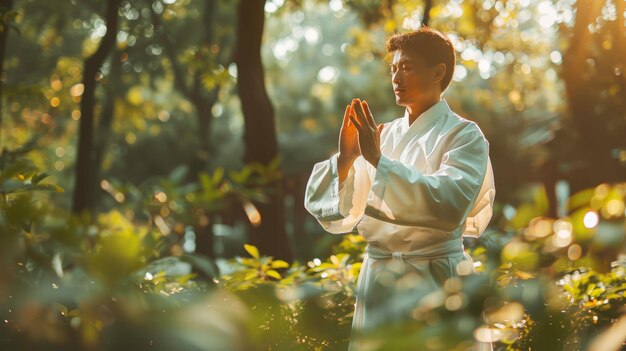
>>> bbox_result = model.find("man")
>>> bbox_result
[304,26,496,349]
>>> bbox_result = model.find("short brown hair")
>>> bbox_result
[386,26,456,92]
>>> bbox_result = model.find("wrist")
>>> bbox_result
[372,153,382,168]
[338,153,356,164]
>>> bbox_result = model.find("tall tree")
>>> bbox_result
[92,48,123,208]
[73,0,121,215]
[234,0,292,261]
[557,0,626,194]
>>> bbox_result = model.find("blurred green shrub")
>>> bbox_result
[1,146,625,350]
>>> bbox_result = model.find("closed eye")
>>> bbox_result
[390,65,412,74]
[391,62,411,68]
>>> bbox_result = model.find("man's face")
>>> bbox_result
[389,49,440,105]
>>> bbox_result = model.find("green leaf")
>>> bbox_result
[244,271,258,281]
[271,260,289,269]
[32,183,64,192]
[177,273,197,285]
[589,287,604,298]
[238,257,259,268]
[212,167,224,184]
[168,165,188,184]
[244,244,259,259]
[31,172,49,184]
[533,185,549,214]
[268,155,282,172]
[7,183,64,193]
[585,283,596,296]
[265,269,281,280]
[567,188,595,212]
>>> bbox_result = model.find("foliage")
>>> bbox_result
[2,143,626,350]
[212,181,626,350]
[0,148,230,350]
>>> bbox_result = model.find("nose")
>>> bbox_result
[392,71,401,85]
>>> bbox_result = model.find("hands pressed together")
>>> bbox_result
[338,98,384,168]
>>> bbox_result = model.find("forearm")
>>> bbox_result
[337,153,355,187]
[304,153,366,234]
[365,132,488,230]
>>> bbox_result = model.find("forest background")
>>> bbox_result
[1,0,625,350]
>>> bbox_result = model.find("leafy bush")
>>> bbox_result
[1,147,625,350]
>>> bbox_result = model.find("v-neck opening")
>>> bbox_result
[390,99,451,160]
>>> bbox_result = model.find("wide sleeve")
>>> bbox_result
[462,156,496,238]
[304,153,371,234]
[365,128,492,232]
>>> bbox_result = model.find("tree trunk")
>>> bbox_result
[93,49,123,208]
[191,92,218,260]
[187,71,218,181]
[0,0,14,151]
[561,0,601,192]
[187,0,218,179]
[235,0,292,261]
[560,0,626,194]
[422,0,433,27]
[73,0,120,215]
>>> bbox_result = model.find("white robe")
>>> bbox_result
[304,98,496,349]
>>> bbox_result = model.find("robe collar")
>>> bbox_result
[401,98,451,134]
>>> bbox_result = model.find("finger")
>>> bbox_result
[349,114,361,130]
[356,99,375,131]
[362,101,377,129]
[352,99,366,127]
[349,115,364,134]
[347,105,357,128]
[378,123,384,135]
[342,105,350,127]
[354,101,372,135]
[352,99,369,124]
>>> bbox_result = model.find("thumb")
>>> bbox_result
[341,105,350,128]
[377,123,384,134]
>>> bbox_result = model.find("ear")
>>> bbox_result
[432,63,446,83]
